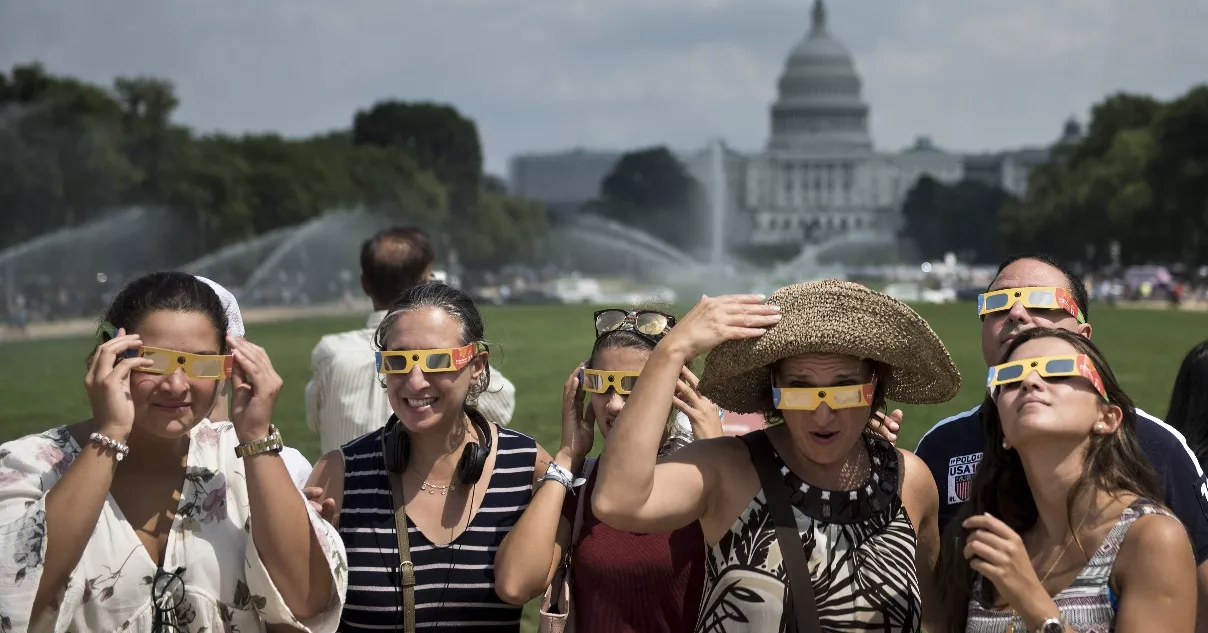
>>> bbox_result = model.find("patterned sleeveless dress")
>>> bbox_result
[966,499,1174,633]
[336,422,537,632]
[694,431,921,633]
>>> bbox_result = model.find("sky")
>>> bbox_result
[2,0,1206,177]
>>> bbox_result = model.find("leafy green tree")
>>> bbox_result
[595,146,704,255]
[900,176,1012,264]
[114,76,181,200]
[352,100,482,213]
[1147,86,1208,266]
[0,63,545,273]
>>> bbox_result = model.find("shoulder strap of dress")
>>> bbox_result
[739,431,822,633]
[1081,498,1172,582]
[570,457,597,549]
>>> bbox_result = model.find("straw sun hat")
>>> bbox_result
[698,279,961,414]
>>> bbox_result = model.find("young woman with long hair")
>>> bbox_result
[494,308,723,632]
[933,327,1196,633]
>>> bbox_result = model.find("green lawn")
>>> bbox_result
[2,301,1205,629]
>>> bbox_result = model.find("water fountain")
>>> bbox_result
[708,138,728,269]
[546,137,853,298]
[236,209,406,307]
[0,207,191,322]
[180,224,300,293]
[548,212,708,286]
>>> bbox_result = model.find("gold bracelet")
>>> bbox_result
[234,425,283,458]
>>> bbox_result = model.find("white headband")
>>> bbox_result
[195,276,245,338]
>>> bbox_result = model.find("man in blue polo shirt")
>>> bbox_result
[914,252,1208,627]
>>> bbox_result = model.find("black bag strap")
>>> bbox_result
[740,431,822,633]
[387,472,416,633]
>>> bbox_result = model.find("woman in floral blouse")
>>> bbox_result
[0,271,347,633]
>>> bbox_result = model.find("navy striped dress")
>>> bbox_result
[338,421,537,631]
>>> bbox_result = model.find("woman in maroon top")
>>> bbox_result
[495,308,722,632]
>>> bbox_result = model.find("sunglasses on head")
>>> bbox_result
[151,565,187,632]
[593,309,675,340]
[986,353,1107,401]
[772,382,875,411]
[976,287,1085,323]
[375,342,482,375]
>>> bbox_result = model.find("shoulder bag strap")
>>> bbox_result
[569,457,597,552]
[387,472,417,633]
[740,432,822,633]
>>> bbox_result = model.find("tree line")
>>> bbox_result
[902,85,1208,269]
[0,63,546,270]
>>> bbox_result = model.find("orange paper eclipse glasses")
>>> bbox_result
[375,343,482,375]
[986,354,1107,401]
[977,287,1085,324]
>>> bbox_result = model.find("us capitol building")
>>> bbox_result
[510,0,1077,251]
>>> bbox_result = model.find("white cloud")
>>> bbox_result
[1,0,1205,173]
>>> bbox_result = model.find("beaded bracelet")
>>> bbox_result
[89,432,130,462]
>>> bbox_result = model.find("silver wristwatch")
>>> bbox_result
[1037,616,1065,633]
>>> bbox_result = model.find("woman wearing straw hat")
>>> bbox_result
[593,281,960,633]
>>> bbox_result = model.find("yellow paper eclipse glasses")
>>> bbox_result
[580,368,641,395]
[129,346,234,379]
[977,287,1085,324]
[100,322,233,380]
[375,342,482,375]
[986,353,1107,401]
[772,382,875,411]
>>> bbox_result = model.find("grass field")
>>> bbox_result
[2,301,1206,629]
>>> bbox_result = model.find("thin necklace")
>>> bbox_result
[409,465,456,496]
[1005,506,1092,633]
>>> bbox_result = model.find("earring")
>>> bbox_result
[1094,423,1105,433]
[1002,439,1010,450]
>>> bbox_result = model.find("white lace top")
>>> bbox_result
[0,421,348,633]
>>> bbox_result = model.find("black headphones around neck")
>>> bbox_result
[379,409,493,485]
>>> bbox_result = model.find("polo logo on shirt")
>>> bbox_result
[947,452,982,504]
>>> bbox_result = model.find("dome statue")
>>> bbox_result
[768,0,873,153]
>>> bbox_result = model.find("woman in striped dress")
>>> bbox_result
[933,328,1196,633]
[306,283,555,631]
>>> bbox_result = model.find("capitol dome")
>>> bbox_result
[768,0,872,153]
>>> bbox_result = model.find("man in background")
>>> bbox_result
[305,227,516,455]
[912,253,1208,632]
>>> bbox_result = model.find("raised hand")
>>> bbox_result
[84,327,154,442]
[962,513,1054,615]
[559,362,596,462]
[227,335,284,444]
[673,366,722,441]
[660,294,781,361]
